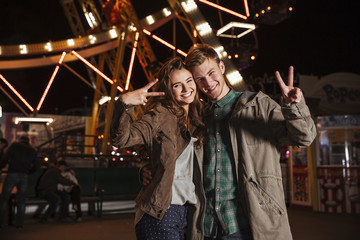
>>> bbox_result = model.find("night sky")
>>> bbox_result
[0,0,359,114]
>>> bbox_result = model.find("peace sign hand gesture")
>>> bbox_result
[275,66,303,105]
[120,79,165,106]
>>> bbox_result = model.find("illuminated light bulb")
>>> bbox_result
[226,71,243,85]
[109,29,118,38]
[19,44,28,54]
[267,6,271,11]
[89,35,97,44]
[181,0,197,12]
[163,8,171,17]
[261,10,265,14]
[255,13,259,18]
[228,55,232,59]
[214,46,224,58]
[44,157,49,162]
[67,39,75,46]
[251,55,255,60]
[196,22,212,36]
[289,7,293,11]
[129,24,137,32]
[44,42,53,52]
[234,54,239,58]
[146,15,155,25]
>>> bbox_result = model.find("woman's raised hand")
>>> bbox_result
[120,79,165,106]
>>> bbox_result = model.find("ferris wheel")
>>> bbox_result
[0,0,294,151]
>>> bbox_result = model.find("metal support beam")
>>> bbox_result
[101,22,130,154]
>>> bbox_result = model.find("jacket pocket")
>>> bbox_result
[156,130,175,148]
[248,177,284,216]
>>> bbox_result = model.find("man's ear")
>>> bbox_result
[219,61,225,74]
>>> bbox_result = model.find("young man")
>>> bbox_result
[0,136,38,229]
[37,160,76,223]
[184,44,317,240]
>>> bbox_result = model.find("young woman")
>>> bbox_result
[110,57,204,240]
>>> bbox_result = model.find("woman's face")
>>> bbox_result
[169,68,197,109]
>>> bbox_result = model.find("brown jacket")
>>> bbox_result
[110,101,193,220]
[188,91,317,240]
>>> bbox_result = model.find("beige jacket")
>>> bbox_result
[188,91,317,240]
[110,101,194,220]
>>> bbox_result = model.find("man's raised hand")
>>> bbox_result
[275,66,303,105]
[120,79,165,106]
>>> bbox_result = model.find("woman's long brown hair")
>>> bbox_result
[145,57,205,146]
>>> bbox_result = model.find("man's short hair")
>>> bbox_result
[185,44,220,71]
[57,160,68,167]
[19,135,30,145]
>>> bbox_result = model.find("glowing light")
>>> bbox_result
[196,22,212,36]
[226,71,243,85]
[146,15,155,25]
[199,0,247,20]
[44,157,49,162]
[214,46,225,59]
[244,0,250,17]
[36,52,66,111]
[44,42,53,52]
[89,35,97,44]
[143,29,187,56]
[85,12,98,28]
[99,96,119,105]
[234,54,239,58]
[289,7,293,11]
[143,29,151,35]
[71,50,123,92]
[14,117,53,125]
[251,55,255,60]
[255,13,259,18]
[152,35,176,50]
[109,29,118,38]
[163,8,171,17]
[176,49,187,57]
[129,24,137,32]
[193,29,197,38]
[267,6,271,11]
[67,39,75,46]
[0,74,34,112]
[217,22,256,39]
[181,0,197,12]
[19,44,28,54]
[125,32,139,90]
[0,46,2,55]
[228,55,232,59]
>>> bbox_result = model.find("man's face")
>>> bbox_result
[191,58,230,102]
[59,165,67,172]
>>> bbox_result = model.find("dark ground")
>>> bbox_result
[0,207,359,240]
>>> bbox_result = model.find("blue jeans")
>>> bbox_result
[40,191,60,220]
[0,173,28,226]
[135,204,187,240]
[58,191,70,218]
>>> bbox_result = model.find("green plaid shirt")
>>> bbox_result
[203,89,242,237]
